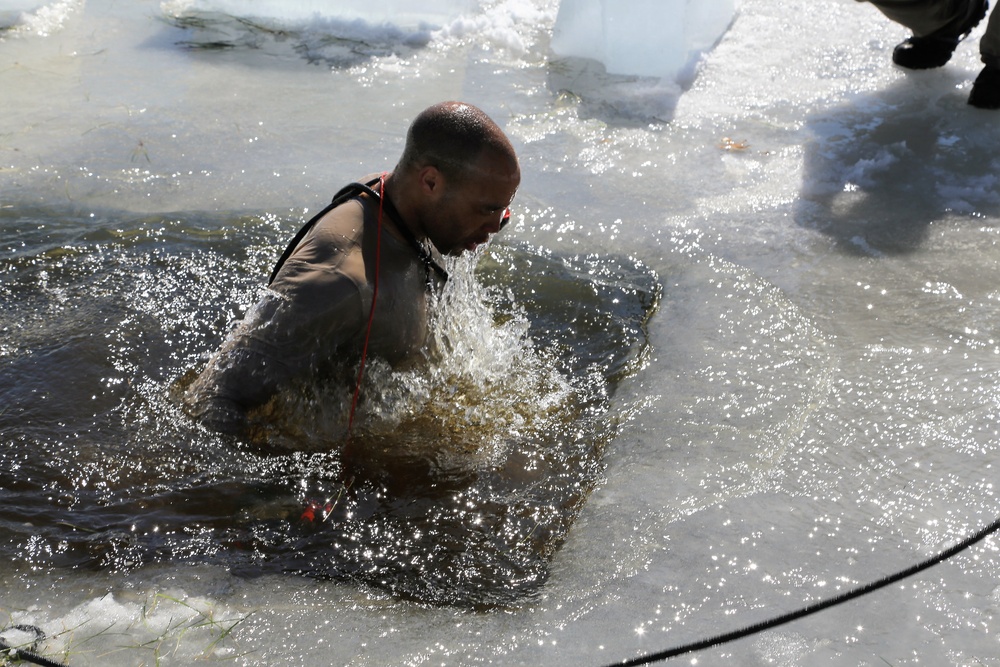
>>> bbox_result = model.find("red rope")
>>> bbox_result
[346,172,386,436]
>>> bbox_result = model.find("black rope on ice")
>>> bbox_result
[600,514,1000,667]
[0,625,70,667]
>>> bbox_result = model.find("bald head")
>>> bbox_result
[388,102,520,256]
[397,101,517,183]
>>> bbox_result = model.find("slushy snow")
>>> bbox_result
[0,0,80,34]
[162,0,479,29]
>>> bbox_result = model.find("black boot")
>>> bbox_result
[892,0,988,69]
[968,64,1000,108]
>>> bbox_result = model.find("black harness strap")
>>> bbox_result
[378,189,450,283]
[268,179,379,286]
[267,178,449,287]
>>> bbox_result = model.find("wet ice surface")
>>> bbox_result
[3,0,1000,666]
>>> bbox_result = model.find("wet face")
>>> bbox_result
[422,150,520,256]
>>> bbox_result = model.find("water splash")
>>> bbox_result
[0,204,660,608]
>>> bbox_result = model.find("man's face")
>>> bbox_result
[424,151,520,256]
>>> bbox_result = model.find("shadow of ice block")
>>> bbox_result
[546,56,684,125]
[550,0,738,84]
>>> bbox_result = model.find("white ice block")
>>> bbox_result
[550,0,737,81]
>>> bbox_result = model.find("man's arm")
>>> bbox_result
[185,270,366,434]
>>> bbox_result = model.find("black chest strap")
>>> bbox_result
[267,178,448,286]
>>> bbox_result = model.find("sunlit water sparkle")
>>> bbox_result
[4,0,1000,666]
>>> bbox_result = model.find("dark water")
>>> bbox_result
[0,203,659,608]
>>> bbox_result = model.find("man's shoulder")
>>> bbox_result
[281,194,373,268]
[312,195,369,245]
[300,175,389,249]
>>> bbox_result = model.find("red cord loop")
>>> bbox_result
[346,172,386,436]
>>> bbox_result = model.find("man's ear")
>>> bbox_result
[417,165,444,199]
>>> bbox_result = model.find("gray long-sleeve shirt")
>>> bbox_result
[185,186,438,434]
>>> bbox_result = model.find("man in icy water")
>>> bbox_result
[859,0,1000,108]
[185,101,520,435]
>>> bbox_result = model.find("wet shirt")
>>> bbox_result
[185,188,439,433]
